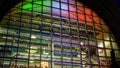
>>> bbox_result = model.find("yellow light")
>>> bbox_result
[80,42,84,45]
[30,61,34,63]
[31,35,36,39]
[26,46,38,53]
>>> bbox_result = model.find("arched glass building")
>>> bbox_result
[0,0,120,68]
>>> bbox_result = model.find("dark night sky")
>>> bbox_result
[112,0,120,8]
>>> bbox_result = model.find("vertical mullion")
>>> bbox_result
[15,0,23,67]
[99,18,108,67]
[83,5,92,68]
[50,0,53,68]
[90,10,101,68]
[109,32,113,49]
[28,0,34,67]
[39,0,43,68]
[107,26,113,65]
[109,30,113,53]
[75,1,83,68]
[67,0,73,68]
[59,0,63,68]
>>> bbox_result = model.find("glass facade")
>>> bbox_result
[0,0,120,68]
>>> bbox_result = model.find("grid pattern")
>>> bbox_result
[0,0,120,68]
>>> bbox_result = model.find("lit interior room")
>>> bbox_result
[0,0,120,68]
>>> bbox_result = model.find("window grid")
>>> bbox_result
[59,0,64,68]
[75,0,83,68]
[0,0,120,68]
[83,4,92,68]
[99,15,109,67]
[15,0,23,67]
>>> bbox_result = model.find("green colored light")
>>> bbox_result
[22,0,51,10]
[22,4,41,10]
[22,38,50,43]
[22,4,32,9]
[27,0,38,2]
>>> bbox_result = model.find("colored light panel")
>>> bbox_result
[21,0,99,29]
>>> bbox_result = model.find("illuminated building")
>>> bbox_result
[0,0,120,68]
